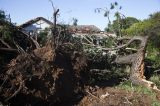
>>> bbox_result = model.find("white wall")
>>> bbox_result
[24,20,51,33]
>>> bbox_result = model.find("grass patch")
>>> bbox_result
[149,75,160,88]
[117,80,160,105]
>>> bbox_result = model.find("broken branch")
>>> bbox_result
[0,48,18,53]
[0,38,12,48]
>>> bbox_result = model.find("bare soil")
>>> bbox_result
[78,87,153,106]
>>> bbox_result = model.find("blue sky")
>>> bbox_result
[0,0,160,30]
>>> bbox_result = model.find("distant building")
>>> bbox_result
[19,17,53,35]
[19,16,102,34]
[19,17,116,40]
[68,25,101,34]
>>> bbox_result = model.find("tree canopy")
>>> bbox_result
[105,17,139,34]
[122,12,160,68]
[0,10,6,20]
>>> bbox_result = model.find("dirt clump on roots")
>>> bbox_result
[0,43,88,105]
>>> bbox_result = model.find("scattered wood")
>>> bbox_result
[0,48,18,53]
[86,90,104,102]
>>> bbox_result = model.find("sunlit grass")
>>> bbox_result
[149,75,160,88]
[117,80,160,105]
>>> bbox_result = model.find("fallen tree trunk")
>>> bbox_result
[114,36,160,92]
[82,35,160,91]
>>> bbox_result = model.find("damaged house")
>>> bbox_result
[19,17,53,34]
[18,17,53,40]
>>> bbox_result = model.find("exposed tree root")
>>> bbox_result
[0,43,88,105]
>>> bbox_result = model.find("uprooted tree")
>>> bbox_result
[0,8,89,105]
[0,3,160,105]
[112,36,160,92]
[81,33,160,92]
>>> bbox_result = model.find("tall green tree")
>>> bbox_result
[0,10,6,20]
[121,17,140,29]
[123,11,160,68]
[96,2,124,36]
[105,17,139,35]
[72,18,78,26]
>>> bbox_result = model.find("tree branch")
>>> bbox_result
[53,9,59,30]
[114,53,136,64]
[48,0,59,29]
[19,30,40,48]
[5,81,23,102]
[0,48,18,53]
[0,38,12,48]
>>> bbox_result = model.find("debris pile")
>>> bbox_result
[0,16,160,105]
[0,42,88,105]
[78,87,152,106]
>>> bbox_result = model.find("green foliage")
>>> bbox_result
[119,80,153,94]
[103,37,115,47]
[0,11,15,47]
[152,101,160,106]
[96,2,123,36]
[107,17,139,35]
[38,29,48,46]
[0,10,12,42]
[122,11,160,68]
[104,3,123,36]
[0,24,12,41]
[0,10,6,20]
[122,19,153,36]
[122,12,160,37]
[107,19,118,32]
[149,11,160,20]
[121,17,140,29]
[72,18,78,26]
[146,44,160,68]
[104,11,109,17]
[110,3,115,9]
[149,75,160,88]
[0,21,14,44]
